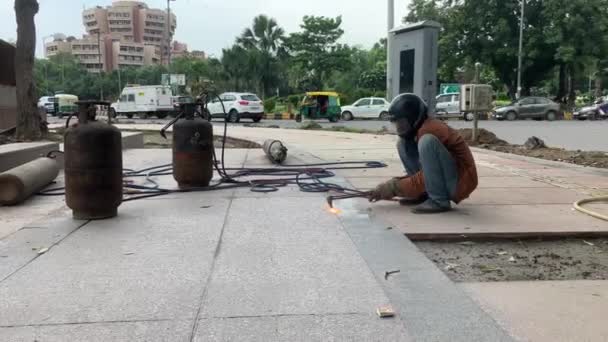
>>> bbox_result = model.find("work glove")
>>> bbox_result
[369,178,399,202]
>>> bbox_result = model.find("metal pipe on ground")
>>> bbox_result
[0,157,59,205]
[263,140,288,164]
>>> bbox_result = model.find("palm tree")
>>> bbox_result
[237,15,285,54]
[236,15,285,97]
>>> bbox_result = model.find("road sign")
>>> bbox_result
[440,83,460,94]
[162,74,186,86]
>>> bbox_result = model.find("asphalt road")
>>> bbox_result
[48,116,608,152]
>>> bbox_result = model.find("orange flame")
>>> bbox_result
[328,207,341,215]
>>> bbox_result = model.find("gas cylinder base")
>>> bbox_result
[72,207,118,220]
[177,182,210,190]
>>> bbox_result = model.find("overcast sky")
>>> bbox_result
[1,0,411,58]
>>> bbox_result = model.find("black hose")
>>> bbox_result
[39,92,385,202]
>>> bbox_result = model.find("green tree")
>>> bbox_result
[543,0,608,104]
[286,16,351,90]
[236,15,285,97]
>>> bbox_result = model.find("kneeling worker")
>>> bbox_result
[370,94,478,214]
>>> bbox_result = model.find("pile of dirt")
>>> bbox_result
[459,128,608,169]
[490,145,608,168]
[457,128,508,146]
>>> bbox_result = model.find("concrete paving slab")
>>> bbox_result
[199,197,390,318]
[334,167,406,178]
[462,280,608,342]
[552,175,608,189]
[340,175,552,191]
[232,185,323,198]
[0,197,68,239]
[477,166,515,177]
[366,200,608,238]
[336,200,513,341]
[0,198,231,326]
[121,131,144,149]
[0,319,191,342]
[194,314,410,342]
[467,187,583,205]
[123,148,249,170]
[0,218,87,281]
[477,176,557,189]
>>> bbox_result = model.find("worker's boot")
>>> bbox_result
[399,193,428,206]
[412,199,451,214]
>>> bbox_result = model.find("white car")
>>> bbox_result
[206,92,264,123]
[340,97,390,120]
[434,92,475,121]
[38,96,56,115]
[435,92,462,118]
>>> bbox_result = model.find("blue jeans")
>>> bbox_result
[397,135,458,207]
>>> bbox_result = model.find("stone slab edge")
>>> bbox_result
[0,142,59,173]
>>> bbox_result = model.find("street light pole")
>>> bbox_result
[166,0,173,67]
[166,0,175,91]
[516,0,525,100]
[473,62,482,143]
[42,35,52,95]
[386,0,394,101]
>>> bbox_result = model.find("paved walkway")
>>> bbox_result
[3,124,608,340]
[0,145,511,341]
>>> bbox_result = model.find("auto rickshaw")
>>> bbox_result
[295,91,341,122]
[54,93,79,118]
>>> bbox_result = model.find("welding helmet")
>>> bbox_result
[388,93,429,139]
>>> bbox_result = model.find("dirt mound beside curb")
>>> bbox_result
[457,128,508,146]
[457,128,608,169]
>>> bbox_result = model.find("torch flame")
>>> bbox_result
[328,207,341,215]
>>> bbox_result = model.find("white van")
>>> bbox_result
[110,85,173,119]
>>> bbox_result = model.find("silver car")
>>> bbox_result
[492,97,561,121]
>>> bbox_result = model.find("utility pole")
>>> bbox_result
[386,0,394,101]
[516,0,525,100]
[166,0,175,92]
[117,66,122,95]
[472,62,482,143]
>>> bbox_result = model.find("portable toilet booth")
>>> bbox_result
[387,20,441,110]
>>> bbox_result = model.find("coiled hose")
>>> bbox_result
[573,197,608,221]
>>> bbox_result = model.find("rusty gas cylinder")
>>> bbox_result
[64,101,122,219]
[172,102,214,188]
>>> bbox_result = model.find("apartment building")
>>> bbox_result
[44,1,176,72]
[82,1,176,64]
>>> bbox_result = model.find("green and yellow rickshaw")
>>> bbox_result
[295,91,341,123]
[54,93,79,118]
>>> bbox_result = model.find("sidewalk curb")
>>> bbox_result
[263,112,294,120]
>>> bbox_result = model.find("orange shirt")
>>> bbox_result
[396,119,478,203]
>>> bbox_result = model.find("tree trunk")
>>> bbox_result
[555,64,567,103]
[567,69,576,107]
[595,76,603,99]
[14,0,40,141]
